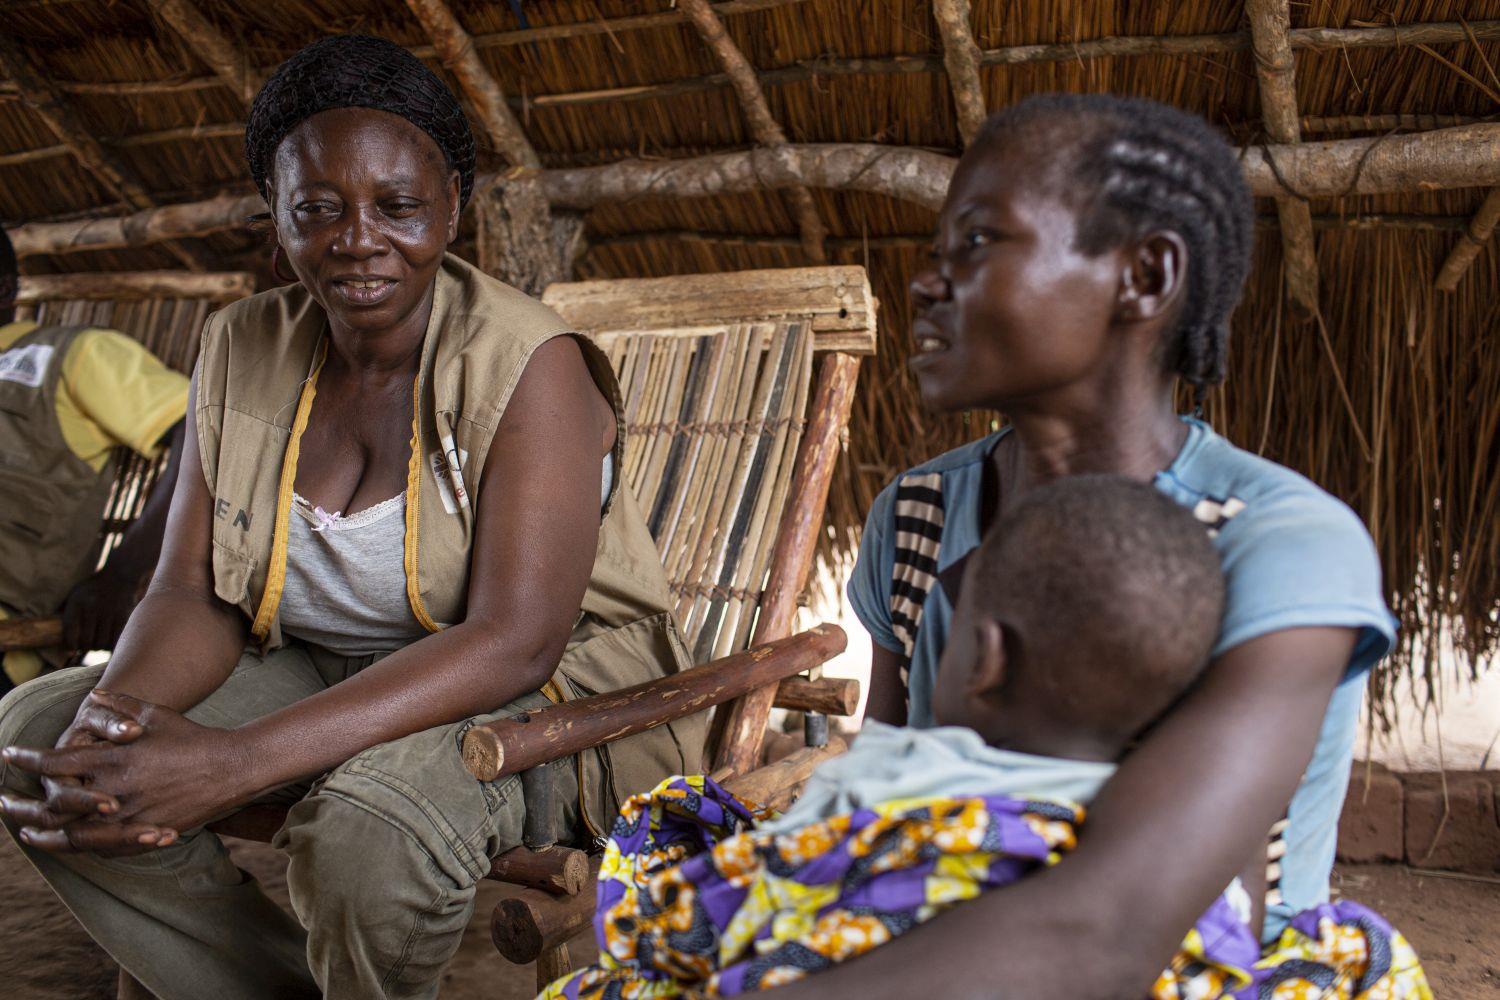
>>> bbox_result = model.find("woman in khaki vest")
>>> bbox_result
[0,35,702,1000]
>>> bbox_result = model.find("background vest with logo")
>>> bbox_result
[0,324,114,617]
[194,254,707,833]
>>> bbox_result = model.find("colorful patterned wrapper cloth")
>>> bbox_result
[541,776,1431,1000]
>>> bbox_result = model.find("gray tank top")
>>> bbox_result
[279,454,614,657]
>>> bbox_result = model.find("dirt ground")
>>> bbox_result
[2,834,1496,998]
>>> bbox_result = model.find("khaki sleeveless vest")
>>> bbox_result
[195,254,707,832]
[0,324,114,617]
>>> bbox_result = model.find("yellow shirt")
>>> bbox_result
[0,321,188,685]
[0,321,190,470]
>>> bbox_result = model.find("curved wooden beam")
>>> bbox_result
[542,143,956,211]
[10,126,1500,257]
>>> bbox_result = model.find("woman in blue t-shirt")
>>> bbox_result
[778,95,1396,998]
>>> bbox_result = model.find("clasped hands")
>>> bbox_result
[0,690,245,856]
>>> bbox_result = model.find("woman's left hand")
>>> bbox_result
[2,690,249,841]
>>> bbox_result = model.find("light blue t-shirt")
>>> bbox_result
[848,417,1396,940]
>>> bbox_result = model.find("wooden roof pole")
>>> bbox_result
[403,0,589,295]
[932,0,986,146]
[1248,0,1318,317]
[1434,187,1500,291]
[0,36,206,271]
[677,0,828,263]
[145,0,260,106]
[4,17,1499,108]
[402,0,540,169]
[11,125,1500,257]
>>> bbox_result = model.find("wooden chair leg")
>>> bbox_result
[536,942,571,992]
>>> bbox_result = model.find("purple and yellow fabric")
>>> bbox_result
[541,776,1431,1000]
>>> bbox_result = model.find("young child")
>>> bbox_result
[547,477,1429,999]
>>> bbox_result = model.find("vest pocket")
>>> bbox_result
[0,468,65,542]
[210,541,256,607]
[552,612,707,831]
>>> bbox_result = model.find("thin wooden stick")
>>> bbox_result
[1435,187,1500,291]
[3,16,1492,105]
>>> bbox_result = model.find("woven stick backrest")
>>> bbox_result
[546,266,876,662]
[13,293,226,569]
[604,322,813,662]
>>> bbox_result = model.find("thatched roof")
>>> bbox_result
[2,0,1498,702]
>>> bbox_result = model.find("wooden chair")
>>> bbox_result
[463,265,874,989]
[0,265,876,996]
[0,271,255,651]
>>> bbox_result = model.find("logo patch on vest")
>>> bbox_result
[430,438,470,515]
[0,343,54,388]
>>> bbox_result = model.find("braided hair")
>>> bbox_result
[975,95,1254,402]
[245,34,476,209]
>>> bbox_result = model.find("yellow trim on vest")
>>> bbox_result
[404,374,442,633]
[250,341,328,641]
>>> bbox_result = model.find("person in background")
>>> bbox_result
[0,227,188,696]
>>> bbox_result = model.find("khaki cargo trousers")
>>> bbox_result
[0,643,578,1000]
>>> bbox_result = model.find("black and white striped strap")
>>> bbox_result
[888,472,945,705]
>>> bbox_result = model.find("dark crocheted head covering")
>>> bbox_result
[245,34,476,208]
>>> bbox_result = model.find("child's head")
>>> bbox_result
[931,475,1225,762]
[909,93,1254,415]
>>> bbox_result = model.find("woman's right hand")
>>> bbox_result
[0,694,178,856]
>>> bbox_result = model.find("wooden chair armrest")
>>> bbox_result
[461,623,847,781]
[492,737,849,964]
[0,616,62,651]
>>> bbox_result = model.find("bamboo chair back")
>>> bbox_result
[605,322,813,663]
[545,265,876,671]
[13,274,253,571]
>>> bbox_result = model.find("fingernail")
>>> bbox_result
[1,748,14,760]
[137,831,158,844]
[19,829,33,844]
[98,800,116,814]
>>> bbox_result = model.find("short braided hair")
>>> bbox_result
[966,474,1225,743]
[245,34,476,209]
[976,95,1255,401]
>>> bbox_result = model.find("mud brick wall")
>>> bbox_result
[1338,762,1500,873]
